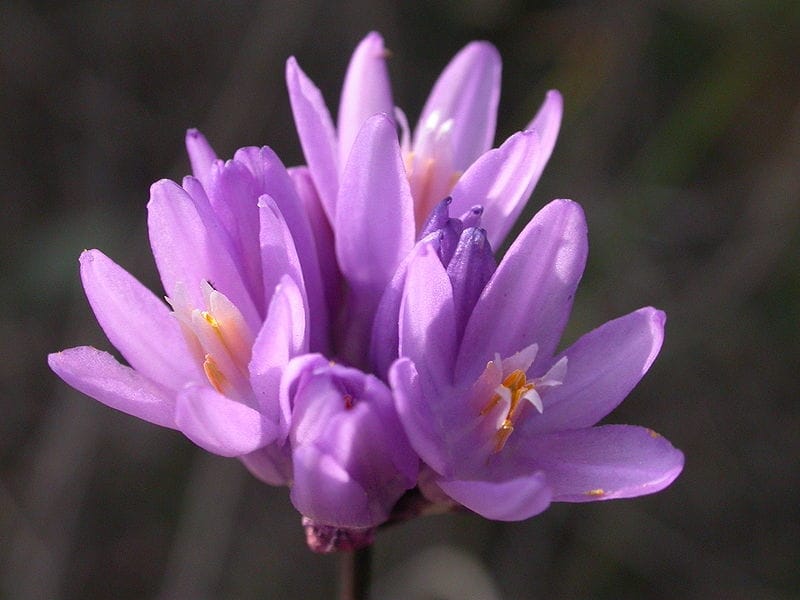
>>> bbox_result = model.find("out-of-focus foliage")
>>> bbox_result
[1,1,798,598]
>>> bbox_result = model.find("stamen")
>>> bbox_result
[476,350,566,455]
[201,310,221,332]
[481,368,538,452]
[203,354,227,394]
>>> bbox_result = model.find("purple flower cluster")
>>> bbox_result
[49,32,682,548]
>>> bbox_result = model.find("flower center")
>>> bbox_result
[168,281,255,400]
[474,345,567,453]
[481,368,543,452]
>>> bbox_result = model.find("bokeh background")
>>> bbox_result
[2,1,798,598]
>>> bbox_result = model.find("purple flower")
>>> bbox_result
[389,199,684,520]
[48,131,421,530]
[286,32,563,244]
[48,155,313,466]
[283,355,418,529]
[286,33,563,366]
[287,32,562,245]
[48,32,682,542]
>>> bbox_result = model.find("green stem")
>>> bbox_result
[338,545,371,600]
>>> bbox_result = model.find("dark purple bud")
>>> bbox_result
[419,196,453,237]
[446,227,496,338]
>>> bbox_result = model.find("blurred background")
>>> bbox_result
[2,1,798,598]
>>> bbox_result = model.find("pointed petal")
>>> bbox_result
[286,56,339,221]
[48,347,177,429]
[522,308,666,435]
[456,200,588,382]
[147,178,260,329]
[390,358,450,476]
[185,129,218,189]
[415,41,501,170]
[525,425,684,502]
[205,159,262,310]
[450,130,547,248]
[337,32,394,168]
[238,147,329,352]
[175,384,276,457]
[336,113,414,297]
[370,232,439,379]
[249,275,306,440]
[336,113,414,358]
[78,249,201,389]
[526,89,563,170]
[399,239,457,384]
[288,165,340,324]
[436,471,551,521]
[258,196,305,312]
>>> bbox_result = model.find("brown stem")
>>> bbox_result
[338,545,371,600]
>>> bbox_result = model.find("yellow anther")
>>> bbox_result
[481,369,537,453]
[647,428,661,438]
[201,311,219,329]
[202,354,226,394]
[585,488,605,497]
[494,421,514,452]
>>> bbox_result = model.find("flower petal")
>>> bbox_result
[286,56,339,221]
[399,238,457,383]
[289,358,417,528]
[337,31,394,168]
[240,443,292,486]
[370,232,439,379]
[415,41,501,170]
[291,444,377,528]
[390,357,450,477]
[526,89,563,170]
[78,249,201,389]
[249,275,306,440]
[450,130,546,249]
[185,129,218,189]
[336,113,414,298]
[521,308,666,435]
[436,471,551,521]
[175,384,276,457]
[237,146,329,353]
[147,178,260,329]
[48,346,177,429]
[257,196,305,316]
[288,165,340,322]
[335,114,414,361]
[205,159,262,310]
[456,199,587,381]
[524,425,684,502]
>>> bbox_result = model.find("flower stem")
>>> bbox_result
[338,545,371,600]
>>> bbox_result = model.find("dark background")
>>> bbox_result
[2,1,798,598]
